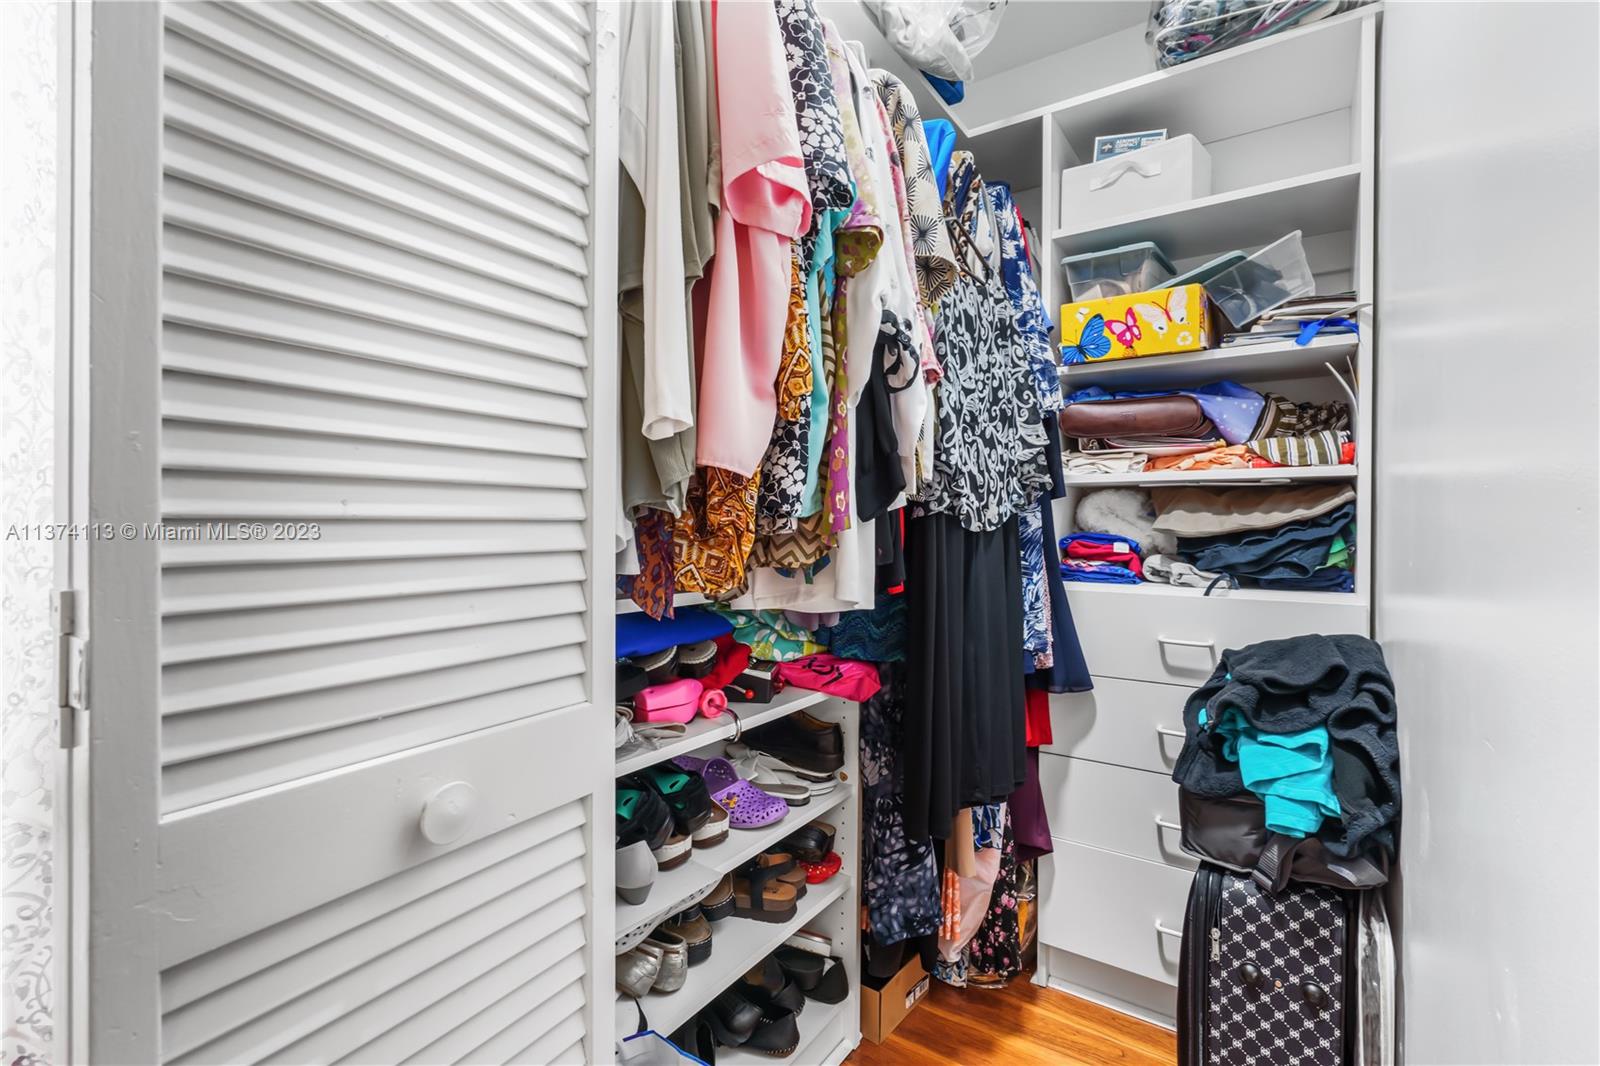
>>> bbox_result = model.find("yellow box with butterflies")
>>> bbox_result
[1058,283,1220,364]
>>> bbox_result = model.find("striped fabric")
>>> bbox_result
[1247,430,1350,466]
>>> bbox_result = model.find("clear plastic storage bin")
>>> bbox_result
[1202,230,1316,327]
[1061,241,1177,302]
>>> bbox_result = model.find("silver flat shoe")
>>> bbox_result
[616,942,663,999]
[644,929,689,993]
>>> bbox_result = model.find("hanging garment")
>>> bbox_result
[619,507,678,619]
[1027,422,1093,694]
[861,664,942,947]
[821,592,907,663]
[918,153,1050,532]
[988,181,1061,414]
[697,0,811,477]
[754,247,815,533]
[873,72,957,312]
[904,511,1028,840]
[922,118,957,200]
[619,0,694,463]
[962,808,1025,984]
[1010,748,1052,862]
[1020,500,1053,667]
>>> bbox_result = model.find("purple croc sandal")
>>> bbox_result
[677,756,788,830]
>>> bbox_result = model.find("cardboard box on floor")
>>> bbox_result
[860,953,930,1044]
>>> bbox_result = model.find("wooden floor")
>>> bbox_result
[846,970,1177,1066]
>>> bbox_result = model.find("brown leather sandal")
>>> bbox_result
[731,860,799,923]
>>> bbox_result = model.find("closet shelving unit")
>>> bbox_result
[923,5,1381,1026]
[612,600,861,1063]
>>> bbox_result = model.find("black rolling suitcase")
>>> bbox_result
[1178,863,1359,1066]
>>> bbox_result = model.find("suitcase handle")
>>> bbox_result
[1154,921,1184,940]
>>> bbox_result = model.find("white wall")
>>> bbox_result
[1375,4,1600,1063]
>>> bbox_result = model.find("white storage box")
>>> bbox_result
[1060,134,1213,228]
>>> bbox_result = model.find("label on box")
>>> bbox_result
[1093,128,1167,162]
[905,975,930,1010]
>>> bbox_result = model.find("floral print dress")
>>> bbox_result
[861,663,941,947]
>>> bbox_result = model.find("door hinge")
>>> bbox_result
[53,588,87,748]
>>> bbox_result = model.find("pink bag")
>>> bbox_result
[772,654,882,702]
[633,678,704,724]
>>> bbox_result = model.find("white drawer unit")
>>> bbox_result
[1040,677,1193,776]
[1066,586,1370,686]
[1038,753,1196,872]
[1037,839,1195,987]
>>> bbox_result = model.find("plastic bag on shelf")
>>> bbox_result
[1146,0,1367,69]
[860,0,1008,82]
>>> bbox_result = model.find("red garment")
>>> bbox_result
[1025,688,1053,748]
[700,634,753,691]
[1063,538,1145,580]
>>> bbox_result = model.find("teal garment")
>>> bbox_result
[1201,706,1341,838]
[799,206,849,517]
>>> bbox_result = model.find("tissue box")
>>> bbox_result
[1060,134,1212,227]
[1059,283,1219,364]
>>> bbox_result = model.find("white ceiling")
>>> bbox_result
[970,0,1149,80]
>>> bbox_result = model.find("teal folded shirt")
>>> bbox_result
[1201,706,1341,838]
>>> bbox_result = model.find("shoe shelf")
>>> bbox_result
[717,998,851,1066]
[622,875,853,1040]
[616,783,854,945]
[615,689,830,778]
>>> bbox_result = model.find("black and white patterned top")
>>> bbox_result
[916,152,1051,533]
[775,0,853,247]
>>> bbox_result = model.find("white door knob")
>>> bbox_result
[419,781,478,845]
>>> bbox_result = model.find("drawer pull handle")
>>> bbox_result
[1157,636,1215,651]
[1155,921,1184,940]
[1155,726,1186,741]
[1154,817,1182,833]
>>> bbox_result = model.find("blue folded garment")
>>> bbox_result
[1181,503,1356,579]
[1257,567,1355,593]
[616,606,733,659]
[1060,560,1141,585]
[1058,530,1143,556]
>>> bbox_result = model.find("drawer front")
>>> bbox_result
[1066,586,1369,685]
[1038,838,1194,987]
[1041,677,1191,775]
[1038,753,1195,871]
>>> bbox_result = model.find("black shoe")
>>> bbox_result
[741,1009,801,1057]
[624,765,714,836]
[669,1014,717,1065]
[707,988,762,1047]
[774,946,825,991]
[741,956,805,1015]
[744,712,844,775]
[616,786,673,851]
[808,959,849,1004]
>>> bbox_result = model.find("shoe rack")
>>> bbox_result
[614,694,863,1064]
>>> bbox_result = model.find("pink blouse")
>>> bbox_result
[696,0,812,477]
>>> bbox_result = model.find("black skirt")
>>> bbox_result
[903,511,1028,841]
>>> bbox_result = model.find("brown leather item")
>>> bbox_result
[1059,395,1211,439]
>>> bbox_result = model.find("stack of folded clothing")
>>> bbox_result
[1151,483,1357,592]
[1059,380,1355,471]
[1059,532,1144,584]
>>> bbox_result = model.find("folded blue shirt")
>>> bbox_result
[1059,531,1143,556]
[616,606,733,659]
[1060,559,1141,585]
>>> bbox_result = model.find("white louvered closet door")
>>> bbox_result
[67,3,619,1064]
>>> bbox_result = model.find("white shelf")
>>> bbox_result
[1058,334,1357,390]
[1064,464,1357,489]
[1064,581,1365,609]
[1044,9,1371,148]
[718,998,850,1066]
[616,689,829,778]
[625,876,852,1039]
[1053,164,1361,261]
[617,591,709,615]
[615,784,853,946]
